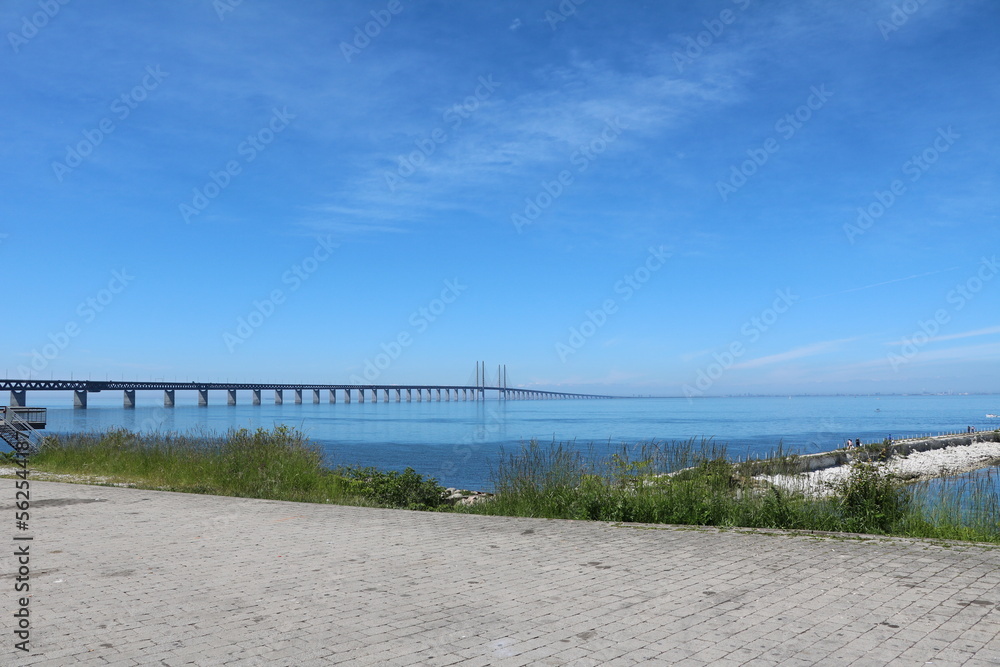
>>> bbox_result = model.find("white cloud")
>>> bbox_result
[885,325,1000,347]
[733,338,857,370]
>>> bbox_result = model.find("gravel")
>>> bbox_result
[757,439,1000,497]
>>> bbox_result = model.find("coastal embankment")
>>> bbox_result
[755,431,1000,495]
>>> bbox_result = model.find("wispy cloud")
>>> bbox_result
[310,49,749,234]
[733,338,858,370]
[886,325,1000,347]
[889,341,1000,365]
[808,268,962,300]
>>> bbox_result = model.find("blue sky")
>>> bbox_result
[2,0,998,396]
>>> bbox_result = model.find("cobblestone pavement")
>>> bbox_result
[3,481,999,666]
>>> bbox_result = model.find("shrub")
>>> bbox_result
[335,466,447,510]
[835,460,910,533]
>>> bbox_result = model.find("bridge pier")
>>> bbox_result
[313,389,321,404]
[198,388,208,406]
[294,388,302,404]
[228,389,237,405]
[275,390,283,405]
[359,388,365,403]
[406,388,411,402]
[10,390,26,407]
[74,390,87,409]
[344,389,351,403]
[252,389,261,405]
[416,389,422,402]
[329,389,336,403]
[384,389,390,403]
[395,388,401,403]
[164,390,175,407]
[124,390,136,408]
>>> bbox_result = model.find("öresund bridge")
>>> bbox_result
[0,364,615,409]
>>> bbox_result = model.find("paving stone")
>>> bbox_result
[3,481,1000,665]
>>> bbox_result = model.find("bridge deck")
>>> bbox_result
[0,379,615,399]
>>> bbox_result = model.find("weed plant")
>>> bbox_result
[17,428,1000,543]
[333,465,449,510]
[463,439,1000,543]
[25,426,447,509]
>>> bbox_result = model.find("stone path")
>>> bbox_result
[3,481,999,666]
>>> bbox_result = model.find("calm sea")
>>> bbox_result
[22,393,1000,491]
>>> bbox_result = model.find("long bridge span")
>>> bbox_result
[0,379,616,408]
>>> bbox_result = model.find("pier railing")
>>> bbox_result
[1,407,47,428]
[0,406,46,452]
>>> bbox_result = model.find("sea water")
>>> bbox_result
[23,392,1000,491]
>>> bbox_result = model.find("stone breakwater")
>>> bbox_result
[444,488,494,506]
[756,432,1000,497]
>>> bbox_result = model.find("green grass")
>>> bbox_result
[22,426,449,509]
[458,438,1000,543]
[14,428,1000,543]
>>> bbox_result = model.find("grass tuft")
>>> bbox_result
[23,426,448,508]
[15,429,1000,543]
[460,439,1000,543]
